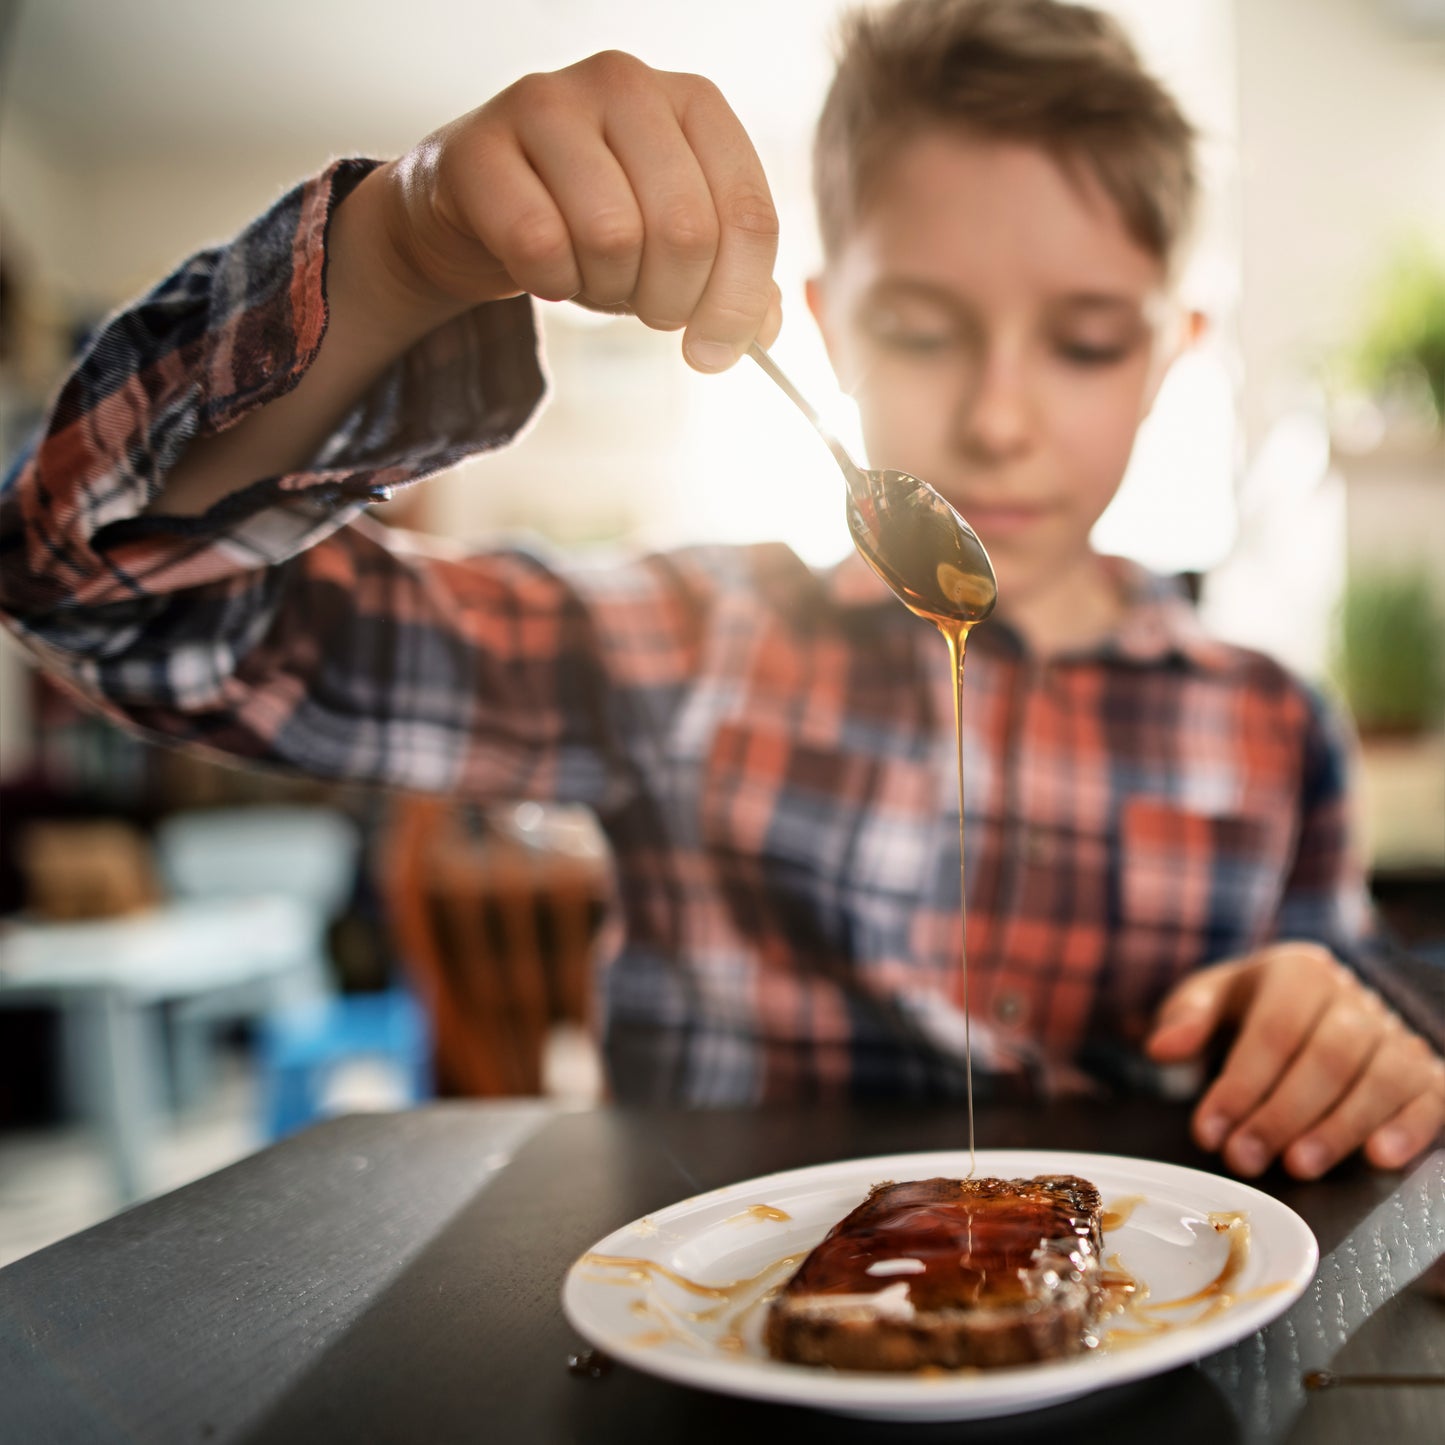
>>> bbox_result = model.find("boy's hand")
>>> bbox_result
[1145,942,1445,1179]
[157,52,777,515]
[379,50,781,371]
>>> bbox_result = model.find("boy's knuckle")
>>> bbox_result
[1314,1028,1363,1078]
[587,49,647,85]
[507,70,565,118]
[697,291,765,337]
[673,70,724,108]
[655,201,717,259]
[503,212,573,274]
[1252,1015,1298,1060]
[1399,1033,1437,1074]
[1287,942,1335,977]
[580,210,644,264]
[719,189,780,243]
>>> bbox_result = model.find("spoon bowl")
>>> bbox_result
[847,468,997,626]
[748,344,997,626]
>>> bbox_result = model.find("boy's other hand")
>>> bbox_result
[1144,942,1445,1180]
[379,50,781,371]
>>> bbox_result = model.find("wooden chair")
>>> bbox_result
[380,795,610,1097]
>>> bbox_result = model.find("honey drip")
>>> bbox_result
[581,1250,801,1354]
[855,497,990,1176]
[1098,1211,1288,1347]
[578,1251,797,1299]
[1100,1195,1145,1232]
[944,621,974,1176]
[726,1203,792,1225]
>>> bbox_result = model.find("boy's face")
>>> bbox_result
[809,130,1183,609]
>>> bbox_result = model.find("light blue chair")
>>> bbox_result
[153,804,361,1105]
[155,805,433,1139]
[0,803,391,1202]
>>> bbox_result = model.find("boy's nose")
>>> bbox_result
[954,352,1034,465]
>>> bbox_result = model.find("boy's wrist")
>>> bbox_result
[331,161,490,352]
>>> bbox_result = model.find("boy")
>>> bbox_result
[2,0,1440,1179]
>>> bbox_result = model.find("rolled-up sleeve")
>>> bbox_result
[0,160,683,804]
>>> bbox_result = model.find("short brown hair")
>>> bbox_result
[814,0,1198,268]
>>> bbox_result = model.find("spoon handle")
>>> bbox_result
[747,343,868,494]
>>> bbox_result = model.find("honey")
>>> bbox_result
[851,488,994,1171]
[780,1178,1097,1314]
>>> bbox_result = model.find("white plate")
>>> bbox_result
[561,1150,1318,1422]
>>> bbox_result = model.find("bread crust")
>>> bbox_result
[765,1175,1104,1371]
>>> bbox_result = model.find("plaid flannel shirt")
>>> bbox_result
[2,160,1428,1104]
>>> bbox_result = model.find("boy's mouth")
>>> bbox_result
[952,501,1052,540]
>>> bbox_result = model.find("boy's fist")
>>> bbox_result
[377,50,781,371]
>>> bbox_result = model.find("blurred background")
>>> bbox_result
[1,0,1442,1263]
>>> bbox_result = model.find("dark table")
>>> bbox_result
[1,1100,1441,1444]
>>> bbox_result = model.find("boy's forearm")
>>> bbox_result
[152,163,476,518]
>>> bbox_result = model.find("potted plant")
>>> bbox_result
[1334,568,1445,737]
[1330,240,1445,452]
[1332,567,1445,870]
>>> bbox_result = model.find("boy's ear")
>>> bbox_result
[1162,306,1209,363]
[1143,307,1209,413]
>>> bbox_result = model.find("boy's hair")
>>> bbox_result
[814,0,1198,269]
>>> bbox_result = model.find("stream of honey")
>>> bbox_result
[853,492,993,1172]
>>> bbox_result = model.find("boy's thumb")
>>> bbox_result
[1144,961,1239,1062]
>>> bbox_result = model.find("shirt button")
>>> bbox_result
[992,990,1029,1027]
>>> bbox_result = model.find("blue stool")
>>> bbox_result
[257,988,431,1140]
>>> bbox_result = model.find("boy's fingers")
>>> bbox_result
[1220,998,1382,1176]
[512,100,646,309]
[1144,959,1241,1061]
[443,131,583,303]
[665,73,780,370]
[1279,1034,1444,1178]
[1364,1075,1445,1170]
[599,75,721,330]
[1189,947,1335,1153]
[424,54,776,358]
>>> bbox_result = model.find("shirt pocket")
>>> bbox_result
[1116,796,1288,995]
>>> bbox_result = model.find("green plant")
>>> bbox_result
[1348,240,1445,427]
[1333,569,1445,735]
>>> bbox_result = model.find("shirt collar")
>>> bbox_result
[820,550,1235,673]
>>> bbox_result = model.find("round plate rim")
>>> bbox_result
[561,1148,1318,1421]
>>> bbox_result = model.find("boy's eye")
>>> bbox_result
[1054,338,1136,366]
[864,317,967,355]
[879,330,955,354]
[860,301,970,357]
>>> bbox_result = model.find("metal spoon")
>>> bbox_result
[748,343,997,626]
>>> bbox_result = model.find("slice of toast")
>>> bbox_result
[764,1175,1104,1371]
